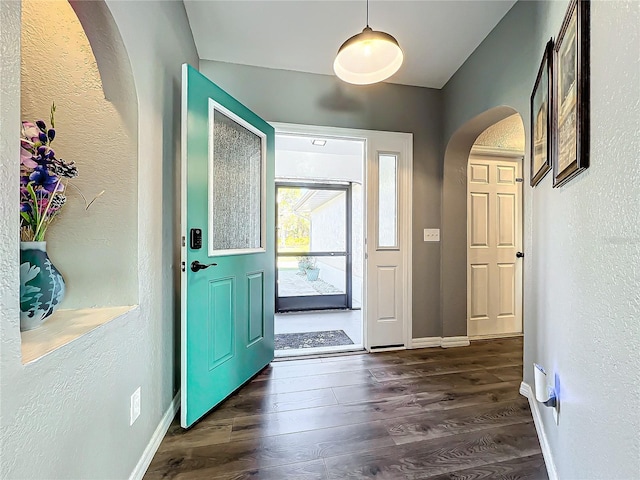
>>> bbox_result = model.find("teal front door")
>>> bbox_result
[180,64,275,428]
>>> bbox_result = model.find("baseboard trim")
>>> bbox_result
[410,336,470,349]
[520,382,558,480]
[441,336,470,348]
[410,337,442,348]
[369,345,406,353]
[129,391,180,480]
[470,332,523,341]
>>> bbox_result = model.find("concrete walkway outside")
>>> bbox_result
[278,269,341,297]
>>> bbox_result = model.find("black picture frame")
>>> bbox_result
[530,39,553,187]
[553,0,590,187]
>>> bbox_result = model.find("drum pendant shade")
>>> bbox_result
[333,26,403,85]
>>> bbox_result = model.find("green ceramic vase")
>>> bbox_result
[19,241,66,331]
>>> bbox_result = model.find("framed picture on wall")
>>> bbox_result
[530,39,553,187]
[553,0,590,187]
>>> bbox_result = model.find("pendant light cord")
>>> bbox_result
[366,0,369,27]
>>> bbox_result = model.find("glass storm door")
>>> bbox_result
[180,64,275,428]
[275,183,352,312]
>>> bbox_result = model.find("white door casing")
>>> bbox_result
[467,150,523,338]
[270,123,413,351]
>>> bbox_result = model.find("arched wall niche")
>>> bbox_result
[20,0,138,313]
[68,0,137,137]
[441,105,525,337]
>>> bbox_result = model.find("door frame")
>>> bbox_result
[275,181,353,312]
[466,145,524,340]
[271,123,413,351]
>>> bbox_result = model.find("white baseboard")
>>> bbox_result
[369,345,406,353]
[410,336,470,349]
[470,332,523,341]
[410,337,442,348]
[441,336,470,348]
[129,391,180,480]
[520,382,558,480]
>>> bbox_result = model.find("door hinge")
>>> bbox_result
[516,178,524,183]
[181,261,186,272]
[181,236,186,247]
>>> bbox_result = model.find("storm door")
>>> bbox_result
[275,183,352,312]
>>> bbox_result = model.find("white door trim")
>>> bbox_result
[270,122,413,351]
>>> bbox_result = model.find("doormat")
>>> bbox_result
[275,330,354,350]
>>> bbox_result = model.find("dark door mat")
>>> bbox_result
[275,330,354,350]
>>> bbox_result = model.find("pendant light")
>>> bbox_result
[333,0,403,85]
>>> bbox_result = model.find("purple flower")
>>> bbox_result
[20,148,38,168]
[20,203,31,213]
[36,120,47,131]
[29,166,58,193]
[47,129,55,141]
[35,145,54,162]
[38,132,48,144]
[21,122,40,141]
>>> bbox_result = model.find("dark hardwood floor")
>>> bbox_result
[145,337,547,479]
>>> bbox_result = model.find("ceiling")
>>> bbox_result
[184,1,516,89]
[276,134,364,156]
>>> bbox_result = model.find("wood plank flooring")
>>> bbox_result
[145,337,547,479]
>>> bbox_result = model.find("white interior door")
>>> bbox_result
[366,133,413,349]
[467,153,523,338]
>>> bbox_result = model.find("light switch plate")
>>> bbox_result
[424,228,440,242]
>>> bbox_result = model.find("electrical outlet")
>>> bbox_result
[130,387,141,426]
[424,228,440,242]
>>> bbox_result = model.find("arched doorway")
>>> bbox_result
[441,106,525,340]
[467,114,525,338]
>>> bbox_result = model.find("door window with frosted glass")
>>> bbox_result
[378,153,398,249]
[208,100,266,255]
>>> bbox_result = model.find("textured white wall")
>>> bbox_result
[530,2,640,475]
[474,113,525,151]
[443,1,640,477]
[21,0,137,308]
[0,0,23,372]
[0,1,198,478]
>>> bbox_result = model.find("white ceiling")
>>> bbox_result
[276,134,364,156]
[184,1,516,89]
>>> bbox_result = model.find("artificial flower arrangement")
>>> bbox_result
[20,103,103,241]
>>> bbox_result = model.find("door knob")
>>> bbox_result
[516,252,524,258]
[191,260,217,272]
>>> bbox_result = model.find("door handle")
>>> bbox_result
[516,252,524,258]
[191,260,217,272]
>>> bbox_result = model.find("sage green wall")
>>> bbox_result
[442,1,640,477]
[200,60,444,339]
